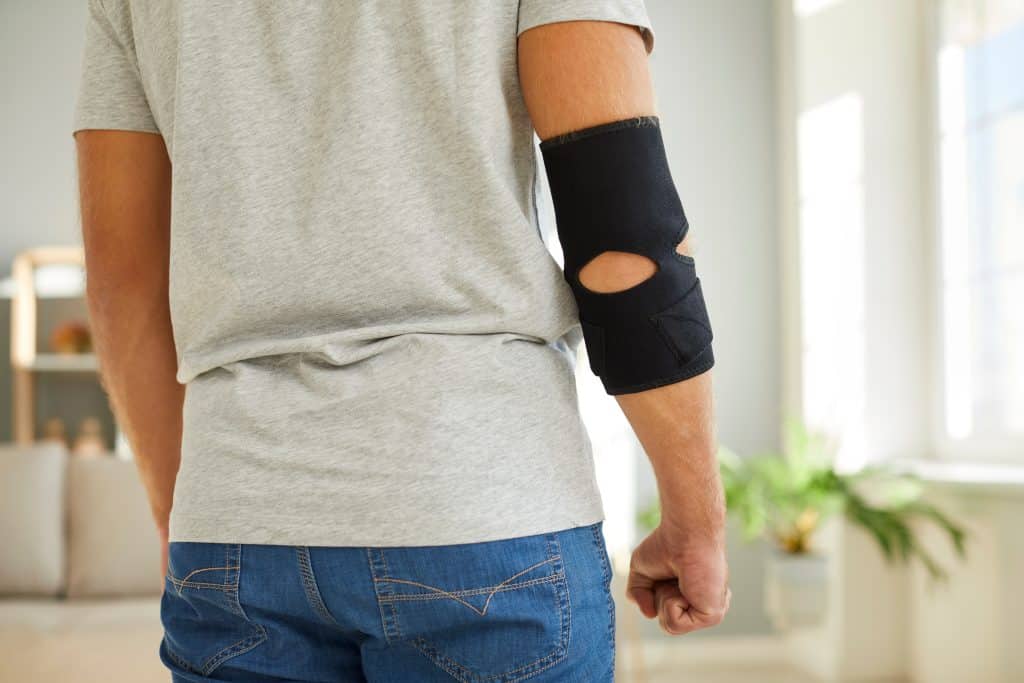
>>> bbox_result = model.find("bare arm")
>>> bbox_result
[75,130,181,574]
[518,20,729,635]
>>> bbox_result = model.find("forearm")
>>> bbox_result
[87,274,182,530]
[615,374,725,545]
[519,21,722,533]
[76,130,182,533]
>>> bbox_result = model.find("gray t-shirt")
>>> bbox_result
[74,0,655,547]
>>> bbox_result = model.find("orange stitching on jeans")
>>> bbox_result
[373,556,559,617]
[380,550,401,640]
[167,577,238,591]
[367,548,393,644]
[177,566,239,584]
[380,574,562,603]
[403,536,570,681]
[170,566,240,596]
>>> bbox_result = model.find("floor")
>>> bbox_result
[616,636,819,683]
[643,664,818,683]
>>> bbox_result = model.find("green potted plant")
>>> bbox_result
[638,420,967,629]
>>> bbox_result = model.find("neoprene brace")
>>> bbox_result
[539,116,714,395]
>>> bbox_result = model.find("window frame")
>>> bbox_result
[925,0,1024,464]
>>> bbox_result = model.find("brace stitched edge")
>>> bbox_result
[539,115,660,151]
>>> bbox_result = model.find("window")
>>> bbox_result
[935,0,1024,456]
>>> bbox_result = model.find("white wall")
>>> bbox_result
[646,0,781,460]
[644,0,780,636]
[779,1,1024,680]
[0,1,87,268]
[0,1,93,442]
[910,487,1024,682]
[779,0,929,676]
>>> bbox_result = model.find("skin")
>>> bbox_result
[518,20,730,635]
[74,130,179,577]
[75,18,729,635]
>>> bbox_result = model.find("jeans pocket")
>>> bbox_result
[369,532,571,683]
[159,542,267,677]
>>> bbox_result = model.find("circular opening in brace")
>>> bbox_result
[577,251,658,293]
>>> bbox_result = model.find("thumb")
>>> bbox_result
[626,569,658,619]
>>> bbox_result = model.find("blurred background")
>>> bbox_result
[0,0,1021,681]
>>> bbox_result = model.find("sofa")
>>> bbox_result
[0,442,167,682]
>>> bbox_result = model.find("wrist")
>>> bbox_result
[657,494,727,549]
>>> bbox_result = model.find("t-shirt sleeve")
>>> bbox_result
[73,0,159,135]
[517,0,655,55]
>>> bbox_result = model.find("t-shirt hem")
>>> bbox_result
[71,119,162,137]
[168,508,607,548]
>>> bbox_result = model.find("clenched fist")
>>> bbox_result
[626,521,730,635]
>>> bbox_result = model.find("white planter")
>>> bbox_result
[764,549,828,630]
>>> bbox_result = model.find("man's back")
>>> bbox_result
[76,0,654,546]
[74,2,730,679]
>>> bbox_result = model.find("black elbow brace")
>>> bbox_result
[540,116,714,394]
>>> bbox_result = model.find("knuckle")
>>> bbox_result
[667,623,693,636]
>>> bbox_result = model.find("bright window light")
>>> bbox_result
[936,0,1024,450]
[797,93,867,472]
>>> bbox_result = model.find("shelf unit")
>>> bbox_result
[10,246,97,444]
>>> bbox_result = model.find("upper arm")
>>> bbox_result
[75,131,171,286]
[74,0,170,280]
[516,2,656,140]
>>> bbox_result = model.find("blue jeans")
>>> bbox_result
[159,522,615,682]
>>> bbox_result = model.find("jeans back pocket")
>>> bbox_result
[369,532,570,682]
[160,542,267,677]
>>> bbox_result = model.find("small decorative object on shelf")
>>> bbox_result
[72,417,107,457]
[10,246,98,445]
[41,417,69,450]
[49,320,92,354]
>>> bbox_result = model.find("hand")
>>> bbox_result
[626,522,730,635]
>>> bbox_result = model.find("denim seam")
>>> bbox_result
[408,641,471,683]
[381,550,403,640]
[197,630,267,676]
[224,545,245,618]
[166,577,239,592]
[374,557,560,616]
[552,533,572,673]
[366,548,401,644]
[408,535,570,682]
[164,643,203,676]
[173,566,238,588]
[167,563,239,595]
[378,574,564,604]
[164,544,268,677]
[592,524,616,677]
[410,629,570,683]
[295,546,342,628]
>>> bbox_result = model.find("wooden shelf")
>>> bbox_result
[20,353,98,373]
[10,246,93,444]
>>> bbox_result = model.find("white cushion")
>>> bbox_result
[0,443,67,597]
[66,456,163,598]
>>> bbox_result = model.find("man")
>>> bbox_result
[74,1,729,680]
